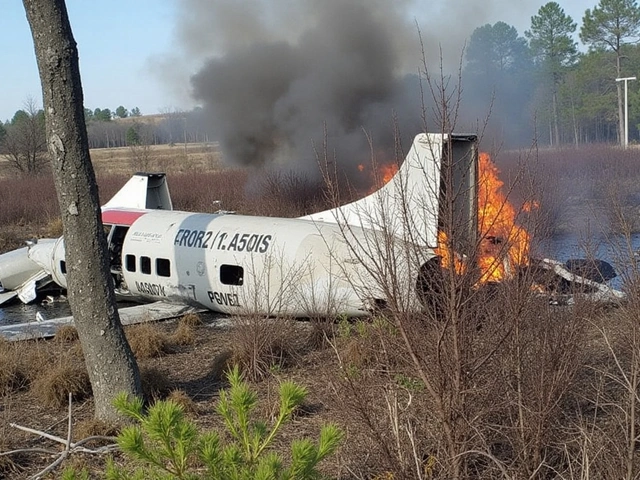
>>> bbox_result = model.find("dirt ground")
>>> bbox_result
[0,314,381,479]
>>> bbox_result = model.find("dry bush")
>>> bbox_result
[0,434,21,476]
[43,217,63,237]
[500,145,640,235]
[166,389,199,415]
[209,349,234,383]
[171,321,196,346]
[250,170,327,217]
[126,323,171,359]
[74,418,119,439]
[95,173,129,204]
[0,176,58,227]
[0,230,24,253]
[0,345,29,395]
[31,357,91,408]
[179,312,203,327]
[230,315,300,381]
[54,324,79,343]
[140,366,173,401]
[170,170,249,213]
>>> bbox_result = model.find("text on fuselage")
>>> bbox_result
[135,281,166,297]
[174,229,272,253]
[208,290,241,307]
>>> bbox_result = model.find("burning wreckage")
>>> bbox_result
[0,133,625,340]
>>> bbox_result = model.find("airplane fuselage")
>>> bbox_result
[41,208,385,317]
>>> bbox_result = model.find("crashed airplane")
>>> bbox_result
[0,133,625,329]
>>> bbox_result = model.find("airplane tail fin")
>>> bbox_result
[301,133,478,250]
[103,173,173,210]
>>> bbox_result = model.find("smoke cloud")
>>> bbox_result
[168,0,542,172]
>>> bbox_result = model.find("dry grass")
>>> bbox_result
[179,312,203,327]
[166,389,199,415]
[0,346,29,396]
[90,143,222,177]
[126,323,172,359]
[140,366,173,401]
[31,357,92,408]
[171,321,196,346]
[73,419,119,440]
[54,325,79,344]
[230,315,301,381]
[0,340,56,396]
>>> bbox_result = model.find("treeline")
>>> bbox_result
[84,107,212,149]
[464,0,640,146]
[0,103,212,174]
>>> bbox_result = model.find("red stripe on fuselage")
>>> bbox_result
[102,209,148,226]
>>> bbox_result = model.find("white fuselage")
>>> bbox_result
[42,209,394,317]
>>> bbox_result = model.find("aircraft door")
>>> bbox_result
[107,225,129,291]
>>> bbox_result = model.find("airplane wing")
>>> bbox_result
[0,301,206,342]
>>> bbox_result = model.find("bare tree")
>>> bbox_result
[127,121,155,171]
[1,97,48,175]
[22,0,143,420]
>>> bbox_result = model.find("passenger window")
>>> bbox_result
[220,264,243,286]
[60,261,66,275]
[125,255,136,272]
[141,256,151,274]
[156,258,171,277]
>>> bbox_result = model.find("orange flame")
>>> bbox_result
[436,230,466,275]
[523,200,539,212]
[357,162,399,193]
[378,163,399,185]
[477,152,530,283]
[436,152,532,283]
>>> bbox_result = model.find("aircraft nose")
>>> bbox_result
[27,239,58,273]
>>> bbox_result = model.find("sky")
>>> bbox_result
[0,0,597,123]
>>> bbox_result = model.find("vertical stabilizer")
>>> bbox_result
[103,173,173,210]
[302,134,477,250]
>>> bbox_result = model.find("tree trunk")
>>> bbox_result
[22,0,143,421]
[552,89,560,147]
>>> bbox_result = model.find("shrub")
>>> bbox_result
[230,315,299,381]
[105,366,342,479]
[55,325,79,344]
[31,359,91,408]
[140,366,173,401]
[0,344,29,395]
[126,324,171,359]
[178,312,203,327]
[170,321,196,346]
